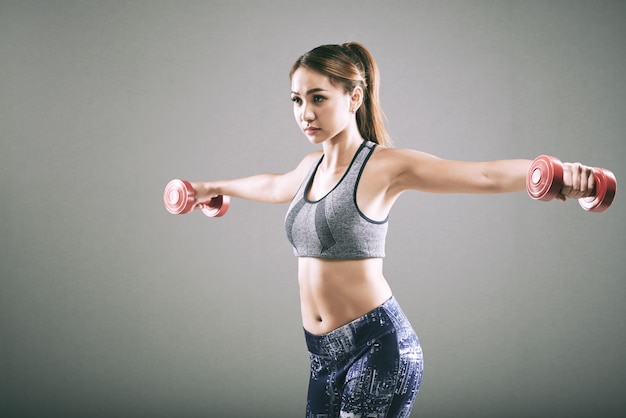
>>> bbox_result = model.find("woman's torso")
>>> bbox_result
[286,141,399,335]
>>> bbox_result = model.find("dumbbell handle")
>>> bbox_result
[164,179,230,217]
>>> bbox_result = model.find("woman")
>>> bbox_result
[190,43,595,417]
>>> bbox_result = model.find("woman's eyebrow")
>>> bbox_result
[290,88,329,96]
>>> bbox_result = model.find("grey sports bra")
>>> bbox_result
[284,141,388,259]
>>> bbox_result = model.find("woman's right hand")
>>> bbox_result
[190,182,221,210]
[557,162,595,202]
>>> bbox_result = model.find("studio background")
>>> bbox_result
[1,1,625,417]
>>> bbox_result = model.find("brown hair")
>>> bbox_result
[290,42,391,147]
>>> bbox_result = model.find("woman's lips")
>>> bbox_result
[304,127,320,135]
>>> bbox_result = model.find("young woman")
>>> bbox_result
[190,43,595,417]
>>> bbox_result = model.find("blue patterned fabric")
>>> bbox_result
[304,297,424,417]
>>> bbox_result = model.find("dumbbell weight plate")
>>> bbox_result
[201,194,230,217]
[164,179,195,214]
[527,155,564,201]
[579,168,617,213]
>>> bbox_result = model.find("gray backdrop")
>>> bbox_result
[1,1,625,417]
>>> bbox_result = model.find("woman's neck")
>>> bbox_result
[320,125,364,171]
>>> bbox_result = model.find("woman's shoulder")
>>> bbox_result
[307,149,324,159]
[300,149,324,167]
[370,145,433,167]
[368,146,443,191]
[289,149,324,176]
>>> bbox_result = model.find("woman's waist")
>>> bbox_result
[297,257,389,301]
[298,257,392,335]
[304,296,406,357]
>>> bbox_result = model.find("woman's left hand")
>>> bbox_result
[558,162,595,201]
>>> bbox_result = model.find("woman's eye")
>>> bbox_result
[290,96,324,105]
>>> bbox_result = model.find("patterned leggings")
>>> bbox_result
[304,296,424,418]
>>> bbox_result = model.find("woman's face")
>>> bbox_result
[290,67,356,145]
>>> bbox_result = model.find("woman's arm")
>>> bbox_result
[383,148,594,200]
[191,151,322,207]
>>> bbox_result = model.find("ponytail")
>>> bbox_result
[342,42,391,147]
[290,42,392,147]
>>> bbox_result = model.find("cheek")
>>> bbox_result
[332,107,351,126]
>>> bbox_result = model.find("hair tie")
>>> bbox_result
[340,44,367,88]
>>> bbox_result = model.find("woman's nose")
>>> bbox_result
[302,105,314,122]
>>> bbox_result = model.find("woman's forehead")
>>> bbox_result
[290,68,336,94]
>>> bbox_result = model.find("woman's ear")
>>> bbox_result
[350,86,364,113]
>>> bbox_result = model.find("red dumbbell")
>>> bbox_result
[526,155,617,212]
[163,179,230,217]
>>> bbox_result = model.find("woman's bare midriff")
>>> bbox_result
[298,257,393,335]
